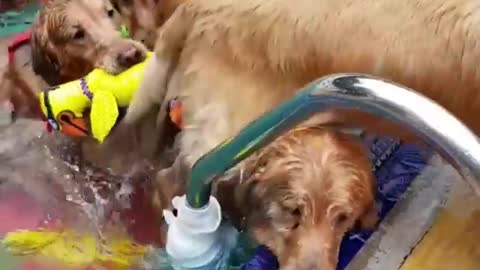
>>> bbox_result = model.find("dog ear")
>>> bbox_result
[234,177,271,222]
[234,152,281,214]
[30,30,62,86]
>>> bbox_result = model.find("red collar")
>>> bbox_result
[7,29,32,65]
[7,29,52,133]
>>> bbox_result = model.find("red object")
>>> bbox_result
[0,190,44,235]
[0,0,27,12]
[168,99,183,129]
[7,29,32,65]
[7,29,53,133]
[120,187,164,246]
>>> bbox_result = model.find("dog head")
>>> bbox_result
[235,127,378,270]
[31,0,147,86]
[110,0,186,49]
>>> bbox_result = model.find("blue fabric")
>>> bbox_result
[238,246,279,270]
[240,136,432,270]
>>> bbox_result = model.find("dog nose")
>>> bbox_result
[117,46,145,68]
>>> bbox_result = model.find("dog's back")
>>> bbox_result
[124,0,480,152]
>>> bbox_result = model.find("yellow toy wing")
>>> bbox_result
[90,90,120,143]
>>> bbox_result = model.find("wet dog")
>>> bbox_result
[31,0,146,85]
[0,0,159,243]
[217,126,377,270]
[1,0,154,167]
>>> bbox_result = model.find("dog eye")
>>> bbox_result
[72,29,85,40]
[335,213,349,227]
[107,9,115,17]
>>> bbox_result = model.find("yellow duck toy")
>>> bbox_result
[38,52,153,143]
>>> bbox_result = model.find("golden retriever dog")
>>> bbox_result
[1,0,157,170]
[120,0,480,160]
[31,0,147,85]
[0,0,163,243]
[216,126,377,270]
[147,125,378,269]
[3,0,148,119]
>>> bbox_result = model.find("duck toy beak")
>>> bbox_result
[57,111,89,138]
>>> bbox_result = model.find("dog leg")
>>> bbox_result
[178,102,232,168]
[122,3,195,127]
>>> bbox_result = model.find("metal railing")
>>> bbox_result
[185,74,480,209]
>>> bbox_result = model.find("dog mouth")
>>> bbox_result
[102,42,147,75]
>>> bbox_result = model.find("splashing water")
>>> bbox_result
[0,120,166,269]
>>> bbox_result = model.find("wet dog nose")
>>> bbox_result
[117,46,145,68]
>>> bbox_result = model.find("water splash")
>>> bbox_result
[0,120,164,268]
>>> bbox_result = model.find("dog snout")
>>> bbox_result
[282,231,338,270]
[289,255,334,270]
[117,46,145,68]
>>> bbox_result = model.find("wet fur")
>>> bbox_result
[217,127,377,270]
[31,0,147,85]
[0,0,160,171]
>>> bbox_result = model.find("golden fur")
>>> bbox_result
[121,0,480,161]
[216,127,377,270]
[111,0,185,49]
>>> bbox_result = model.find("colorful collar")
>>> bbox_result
[7,29,56,133]
[7,29,31,65]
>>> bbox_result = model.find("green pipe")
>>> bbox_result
[186,74,480,208]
